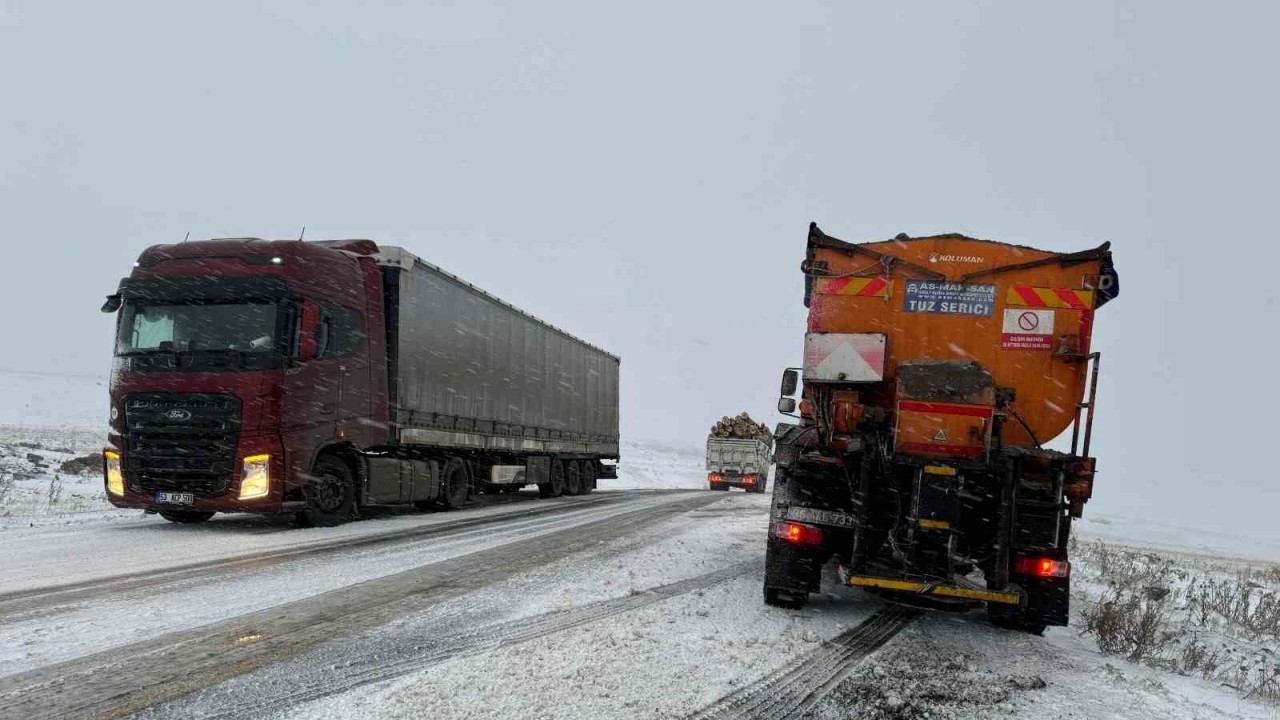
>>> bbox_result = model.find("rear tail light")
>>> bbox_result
[1014,556,1071,578]
[742,475,755,484]
[708,473,723,483]
[772,521,823,546]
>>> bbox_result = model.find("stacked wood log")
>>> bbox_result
[709,412,772,441]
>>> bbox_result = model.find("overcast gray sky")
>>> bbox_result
[2,1,1277,536]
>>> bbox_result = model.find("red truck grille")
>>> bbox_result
[124,393,241,496]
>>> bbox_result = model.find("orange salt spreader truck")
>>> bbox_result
[766,223,1118,634]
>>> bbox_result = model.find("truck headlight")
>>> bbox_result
[104,450,124,496]
[239,454,271,500]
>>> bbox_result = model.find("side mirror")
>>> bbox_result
[778,397,797,414]
[297,301,319,362]
[780,369,800,397]
[101,278,129,313]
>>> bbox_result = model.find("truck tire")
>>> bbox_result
[987,605,1047,636]
[440,457,471,510]
[158,510,215,524]
[565,460,584,496]
[763,585,808,609]
[539,459,565,498]
[580,461,596,494]
[296,455,356,527]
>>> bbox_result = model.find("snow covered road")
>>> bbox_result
[1,490,732,717]
[2,478,1275,719]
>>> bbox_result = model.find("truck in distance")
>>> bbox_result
[705,436,771,493]
[100,238,620,526]
[766,223,1118,634]
[706,412,773,492]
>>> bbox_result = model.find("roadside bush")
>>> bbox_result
[1178,634,1220,677]
[1077,540,1280,704]
[1185,578,1280,641]
[1081,588,1177,662]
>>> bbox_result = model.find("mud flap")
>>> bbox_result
[1020,576,1071,626]
[764,535,825,594]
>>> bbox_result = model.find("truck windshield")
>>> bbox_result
[116,302,279,355]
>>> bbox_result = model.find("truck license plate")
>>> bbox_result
[156,491,194,505]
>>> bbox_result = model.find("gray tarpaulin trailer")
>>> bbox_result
[376,247,620,496]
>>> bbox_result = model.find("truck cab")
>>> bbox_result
[102,238,390,525]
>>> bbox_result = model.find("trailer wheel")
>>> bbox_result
[158,510,215,524]
[539,459,565,498]
[440,457,471,510]
[581,461,596,494]
[565,461,584,496]
[296,455,356,527]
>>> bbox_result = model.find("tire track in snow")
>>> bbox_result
[687,605,918,720]
[150,560,760,719]
[0,492,653,620]
[0,492,718,720]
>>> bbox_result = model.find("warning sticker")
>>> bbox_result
[1001,309,1055,351]
[903,281,996,317]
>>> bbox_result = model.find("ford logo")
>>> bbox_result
[163,409,193,421]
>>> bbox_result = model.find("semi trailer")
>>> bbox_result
[765,223,1118,633]
[100,238,620,526]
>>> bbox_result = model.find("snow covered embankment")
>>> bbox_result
[600,438,710,491]
[0,426,130,527]
[1071,539,1280,705]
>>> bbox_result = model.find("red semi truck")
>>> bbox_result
[100,238,620,526]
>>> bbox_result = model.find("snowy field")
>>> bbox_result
[0,369,108,430]
[1,394,1279,717]
[0,424,120,527]
[601,437,710,491]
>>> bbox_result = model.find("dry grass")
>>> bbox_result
[1185,576,1280,640]
[1081,587,1178,662]
[1075,541,1280,703]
